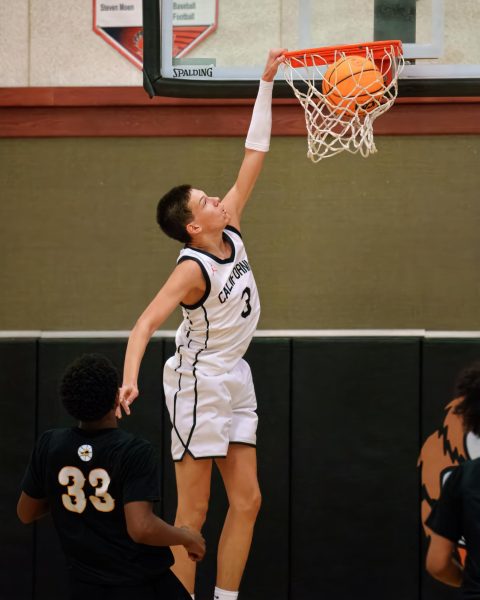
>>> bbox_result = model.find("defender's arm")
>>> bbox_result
[426,533,463,587]
[17,492,49,524]
[125,501,205,561]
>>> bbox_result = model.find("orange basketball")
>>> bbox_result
[322,55,384,116]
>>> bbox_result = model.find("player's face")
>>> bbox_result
[189,188,230,232]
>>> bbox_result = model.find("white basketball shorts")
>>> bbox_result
[163,357,258,461]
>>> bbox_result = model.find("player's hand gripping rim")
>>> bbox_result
[116,384,139,418]
[261,48,288,82]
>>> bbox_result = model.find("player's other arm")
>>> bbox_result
[118,260,205,416]
[426,532,463,587]
[221,48,286,230]
[17,492,49,524]
[125,502,205,561]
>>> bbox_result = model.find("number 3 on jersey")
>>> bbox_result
[58,466,115,513]
[241,286,252,318]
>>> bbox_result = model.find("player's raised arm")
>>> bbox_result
[221,48,287,229]
[118,259,205,417]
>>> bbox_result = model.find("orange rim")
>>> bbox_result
[284,40,403,68]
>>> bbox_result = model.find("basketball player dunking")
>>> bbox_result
[118,49,286,600]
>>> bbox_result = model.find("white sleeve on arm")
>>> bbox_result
[245,79,274,152]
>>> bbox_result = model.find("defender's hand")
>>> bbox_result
[262,48,288,82]
[116,384,139,418]
[181,527,206,562]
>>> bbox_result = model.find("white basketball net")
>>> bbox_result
[283,45,404,161]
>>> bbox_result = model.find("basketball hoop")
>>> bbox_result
[283,41,404,161]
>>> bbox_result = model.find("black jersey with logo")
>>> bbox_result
[427,459,480,599]
[21,427,173,585]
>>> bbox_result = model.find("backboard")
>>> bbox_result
[143,0,480,98]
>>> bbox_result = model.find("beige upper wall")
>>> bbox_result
[0,0,141,86]
[0,2,29,86]
[1,1,479,87]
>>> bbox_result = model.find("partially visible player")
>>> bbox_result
[118,48,286,600]
[425,361,480,594]
[17,353,205,600]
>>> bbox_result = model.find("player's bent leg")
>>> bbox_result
[215,444,262,591]
[171,454,212,594]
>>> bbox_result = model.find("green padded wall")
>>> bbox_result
[1,136,480,330]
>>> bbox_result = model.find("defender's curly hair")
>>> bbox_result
[60,354,119,422]
[453,361,480,436]
[156,184,193,244]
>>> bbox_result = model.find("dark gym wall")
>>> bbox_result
[291,337,420,600]
[420,339,480,600]
[4,334,479,600]
[1,135,480,331]
[0,339,37,600]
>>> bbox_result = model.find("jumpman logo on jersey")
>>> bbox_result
[210,264,218,275]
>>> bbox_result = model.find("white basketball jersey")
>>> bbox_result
[172,226,260,374]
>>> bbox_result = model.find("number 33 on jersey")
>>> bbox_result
[59,466,115,513]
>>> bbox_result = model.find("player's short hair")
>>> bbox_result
[156,184,193,243]
[60,354,119,422]
[453,361,480,435]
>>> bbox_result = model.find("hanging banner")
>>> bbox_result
[93,0,143,69]
[93,1,219,68]
[172,0,218,58]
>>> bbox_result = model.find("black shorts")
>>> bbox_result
[70,569,191,600]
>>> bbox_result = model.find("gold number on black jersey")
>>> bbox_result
[89,468,115,512]
[58,466,115,514]
[241,286,252,318]
[58,466,87,513]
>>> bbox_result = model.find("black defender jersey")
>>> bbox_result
[427,459,480,599]
[21,427,173,585]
